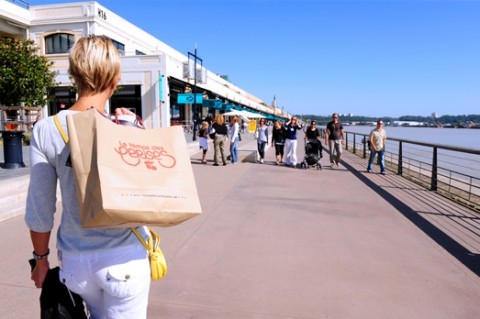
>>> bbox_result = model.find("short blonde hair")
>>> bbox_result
[68,35,121,95]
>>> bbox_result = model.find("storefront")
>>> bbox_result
[48,86,77,115]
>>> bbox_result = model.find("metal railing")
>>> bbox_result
[345,132,480,212]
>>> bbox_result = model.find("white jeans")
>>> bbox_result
[59,244,151,319]
[285,139,298,166]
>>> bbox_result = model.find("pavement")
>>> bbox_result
[0,132,479,318]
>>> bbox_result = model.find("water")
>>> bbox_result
[342,126,480,150]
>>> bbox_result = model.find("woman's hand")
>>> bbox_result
[114,108,135,116]
[31,259,49,288]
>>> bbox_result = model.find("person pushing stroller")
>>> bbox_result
[302,120,323,169]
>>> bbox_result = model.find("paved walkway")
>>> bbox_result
[1,133,479,318]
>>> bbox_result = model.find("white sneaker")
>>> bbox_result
[260,158,264,164]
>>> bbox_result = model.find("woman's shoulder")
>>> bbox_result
[35,111,71,132]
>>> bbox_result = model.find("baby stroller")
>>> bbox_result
[300,139,323,170]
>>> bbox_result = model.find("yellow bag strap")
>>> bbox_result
[131,227,161,253]
[131,227,150,251]
[149,228,161,253]
[53,114,69,143]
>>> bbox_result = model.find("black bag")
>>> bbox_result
[362,137,372,150]
[30,259,87,319]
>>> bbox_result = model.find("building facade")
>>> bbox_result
[0,0,288,128]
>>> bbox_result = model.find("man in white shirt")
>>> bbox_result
[367,119,387,175]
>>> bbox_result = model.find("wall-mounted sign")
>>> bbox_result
[98,9,107,20]
[177,93,203,104]
[202,99,223,109]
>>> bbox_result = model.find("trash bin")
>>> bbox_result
[1,130,26,169]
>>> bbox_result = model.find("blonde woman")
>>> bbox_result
[211,114,228,166]
[25,35,151,318]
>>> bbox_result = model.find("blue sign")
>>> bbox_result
[203,99,223,109]
[177,93,203,104]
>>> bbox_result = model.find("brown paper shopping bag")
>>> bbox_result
[66,109,202,228]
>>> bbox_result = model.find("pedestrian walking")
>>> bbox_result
[256,118,269,163]
[284,117,303,167]
[211,114,228,166]
[198,121,209,164]
[229,115,240,164]
[325,112,345,167]
[367,119,387,175]
[271,120,287,165]
[25,35,151,318]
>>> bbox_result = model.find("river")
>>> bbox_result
[342,126,480,150]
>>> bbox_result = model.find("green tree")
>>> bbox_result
[0,38,56,106]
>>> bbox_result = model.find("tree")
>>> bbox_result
[0,38,56,106]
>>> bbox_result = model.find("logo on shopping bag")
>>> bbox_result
[114,141,176,170]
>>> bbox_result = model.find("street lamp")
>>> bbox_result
[188,48,203,141]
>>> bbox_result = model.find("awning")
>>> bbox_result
[222,110,250,122]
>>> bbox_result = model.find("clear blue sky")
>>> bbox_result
[28,0,480,118]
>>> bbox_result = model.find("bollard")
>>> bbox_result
[1,131,26,169]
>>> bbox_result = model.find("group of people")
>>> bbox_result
[321,113,387,174]
[197,115,306,167]
[270,117,303,166]
[270,115,338,168]
[197,114,241,166]
[262,116,321,168]
[270,112,387,174]
[197,111,387,175]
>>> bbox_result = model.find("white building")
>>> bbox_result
[0,0,288,128]
[392,121,425,127]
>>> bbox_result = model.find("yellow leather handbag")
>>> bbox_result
[131,227,168,281]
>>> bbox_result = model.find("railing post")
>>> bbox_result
[363,135,367,158]
[353,134,356,154]
[345,133,348,151]
[431,146,438,191]
[398,141,403,175]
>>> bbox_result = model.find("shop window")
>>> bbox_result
[48,86,77,115]
[110,85,142,117]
